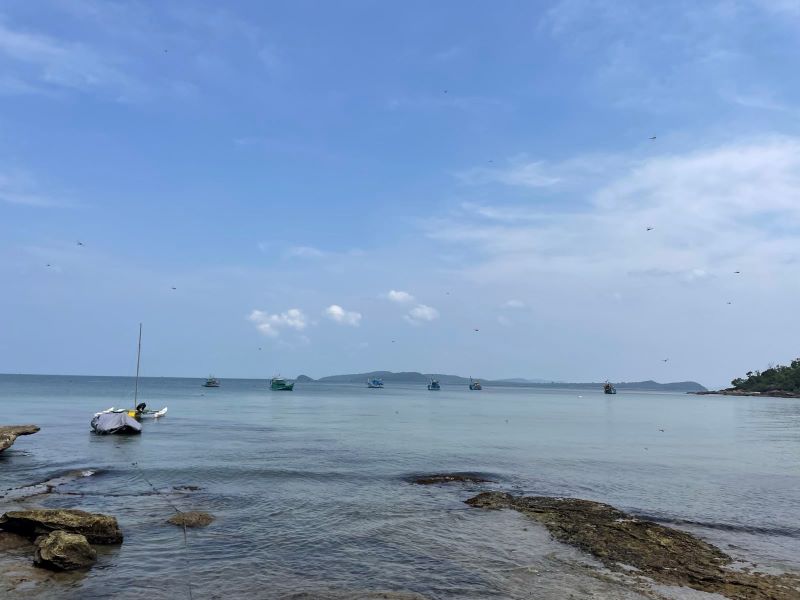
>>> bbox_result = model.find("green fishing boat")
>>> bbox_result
[270,376,294,391]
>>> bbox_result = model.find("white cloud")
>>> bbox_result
[404,304,439,325]
[456,159,560,188]
[284,245,326,259]
[0,20,139,98]
[248,308,308,337]
[386,290,415,304]
[0,172,62,207]
[497,315,512,326]
[430,137,800,285]
[502,299,526,309]
[324,304,362,326]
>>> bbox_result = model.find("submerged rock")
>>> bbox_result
[409,473,492,485]
[33,531,96,571]
[0,509,123,544]
[466,492,800,600]
[0,425,40,452]
[167,511,214,528]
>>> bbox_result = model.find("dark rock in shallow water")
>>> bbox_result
[33,531,96,571]
[167,511,214,528]
[409,473,492,485]
[0,509,123,544]
[0,425,40,452]
[466,492,800,600]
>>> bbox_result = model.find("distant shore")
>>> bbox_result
[693,388,800,398]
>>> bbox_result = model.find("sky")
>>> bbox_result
[2,0,800,387]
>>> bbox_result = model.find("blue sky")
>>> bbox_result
[3,0,800,386]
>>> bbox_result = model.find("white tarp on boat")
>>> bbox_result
[90,412,142,435]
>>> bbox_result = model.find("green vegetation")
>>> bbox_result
[731,358,800,393]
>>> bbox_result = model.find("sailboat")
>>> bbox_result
[91,324,167,434]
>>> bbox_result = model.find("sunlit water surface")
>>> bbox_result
[1,375,799,599]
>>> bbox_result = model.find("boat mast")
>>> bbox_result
[133,323,142,409]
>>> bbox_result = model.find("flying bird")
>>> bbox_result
[726,301,732,305]
[659,428,665,432]
[473,328,480,332]
[45,263,51,267]
[76,241,84,246]
[646,226,654,231]
[734,271,741,274]
[649,136,657,140]
[661,358,669,362]
[171,287,177,290]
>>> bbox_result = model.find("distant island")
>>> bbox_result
[295,371,707,392]
[695,358,800,398]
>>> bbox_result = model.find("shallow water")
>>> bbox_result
[1,375,799,599]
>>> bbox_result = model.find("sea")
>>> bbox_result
[1,374,799,599]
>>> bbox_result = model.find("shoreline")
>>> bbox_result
[692,389,800,398]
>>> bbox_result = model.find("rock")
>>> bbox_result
[466,492,800,600]
[409,473,492,485]
[167,511,214,528]
[0,509,123,544]
[0,425,40,452]
[33,531,96,571]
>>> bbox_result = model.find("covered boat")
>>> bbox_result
[469,377,482,391]
[427,379,441,391]
[367,378,384,388]
[603,381,617,394]
[91,412,142,435]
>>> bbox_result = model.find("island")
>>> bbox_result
[695,358,800,398]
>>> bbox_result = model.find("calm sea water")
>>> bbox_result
[1,375,799,599]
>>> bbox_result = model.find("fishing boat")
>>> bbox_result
[427,379,441,391]
[270,376,294,391]
[603,381,617,394]
[91,324,166,434]
[367,378,384,388]
[469,377,482,390]
[202,376,220,388]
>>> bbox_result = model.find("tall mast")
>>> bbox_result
[133,323,142,408]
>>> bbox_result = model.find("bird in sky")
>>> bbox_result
[45,263,51,267]
[649,136,657,140]
[734,271,741,274]
[662,358,669,362]
[474,328,480,332]
[76,241,84,246]
[727,301,732,305]
[646,226,654,231]
[171,287,177,290]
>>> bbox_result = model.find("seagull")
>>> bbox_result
[726,301,732,305]
[76,241,84,246]
[45,263,52,267]
[646,226,654,231]
[659,428,665,432]
[473,328,480,332]
[649,136,657,140]
[171,287,177,290]
[662,358,669,363]
[734,271,741,274]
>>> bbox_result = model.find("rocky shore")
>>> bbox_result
[693,389,800,398]
[0,426,40,453]
[466,491,800,600]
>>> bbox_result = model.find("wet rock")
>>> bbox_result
[0,509,123,544]
[409,473,492,485]
[0,426,40,452]
[33,531,96,571]
[167,511,214,528]
[466,492,800,600]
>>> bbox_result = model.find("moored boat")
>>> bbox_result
[91,412,142,435]
[603,381,617,394]
[202,376,220,388]
[469,377,482,390]
[427,379,441,391]
[270,376,295,391]
[367,378,384,388]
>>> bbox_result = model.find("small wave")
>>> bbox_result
[0,468,99,501]
[640,514,800,539]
